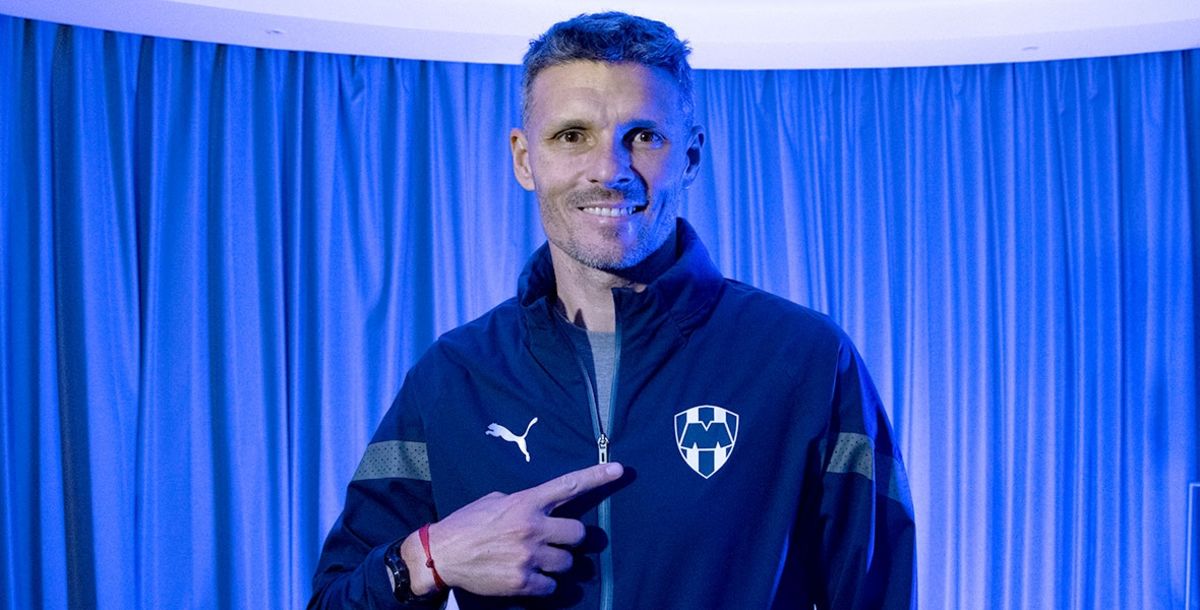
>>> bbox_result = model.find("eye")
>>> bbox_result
[630,129,665,149]
[554,129,586,145]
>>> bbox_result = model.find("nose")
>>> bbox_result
[587,137,635,188]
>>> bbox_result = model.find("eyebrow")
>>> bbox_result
[622,119,666,131]
[544,120,590,134]
[542,118,668,136]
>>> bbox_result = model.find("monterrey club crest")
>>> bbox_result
[674,405,739,479]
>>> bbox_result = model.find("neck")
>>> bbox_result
[550,232,678,332]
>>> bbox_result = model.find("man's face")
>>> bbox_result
[510,61,704,271]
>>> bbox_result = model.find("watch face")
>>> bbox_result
[384,541,412,602]
[385,540,441,604]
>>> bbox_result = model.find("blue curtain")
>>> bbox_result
[2,15,1197,609]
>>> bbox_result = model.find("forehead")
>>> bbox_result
[526,61,686,128]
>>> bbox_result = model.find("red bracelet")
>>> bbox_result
[418,523,447,591]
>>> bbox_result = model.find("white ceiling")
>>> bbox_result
[2,0,1199,68]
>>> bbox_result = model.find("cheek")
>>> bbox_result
[638,151,687,185]
[532,170,575,200]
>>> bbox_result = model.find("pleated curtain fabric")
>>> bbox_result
[1,15,1197,609]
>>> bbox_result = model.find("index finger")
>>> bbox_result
[523,462,624,511]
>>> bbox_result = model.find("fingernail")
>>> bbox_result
[605,463,622,476]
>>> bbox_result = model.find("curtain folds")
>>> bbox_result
[2,15,1197,609]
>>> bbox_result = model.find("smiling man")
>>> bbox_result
[311,12,916,610]
[512,59,702,282]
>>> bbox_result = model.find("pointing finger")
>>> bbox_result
[524,462,624,510]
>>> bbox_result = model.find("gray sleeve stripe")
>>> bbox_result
[352,441,431,482]
[826,432,911,506]
[827,432,874,479]
[880,453,913,508]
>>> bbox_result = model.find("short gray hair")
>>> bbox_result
[521,12,694,125]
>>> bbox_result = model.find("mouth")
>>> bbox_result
[579,205,647,218]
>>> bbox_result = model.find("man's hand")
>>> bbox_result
[401,462,625,597]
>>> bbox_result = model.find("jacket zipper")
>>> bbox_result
[564,318,620,610]
[599,325,620,610]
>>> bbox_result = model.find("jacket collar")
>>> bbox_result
[517,218,724,342]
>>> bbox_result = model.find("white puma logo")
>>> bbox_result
[486,417,539,462]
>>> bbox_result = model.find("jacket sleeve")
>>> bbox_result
[812,339,917,610]
[308,365,444,609]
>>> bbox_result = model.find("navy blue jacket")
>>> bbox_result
[311,219,916,609]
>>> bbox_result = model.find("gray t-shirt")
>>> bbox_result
[585,329,617,429]
[555,313,618,431]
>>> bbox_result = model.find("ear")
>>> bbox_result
[510,128,536,191]
[681,125,705,188]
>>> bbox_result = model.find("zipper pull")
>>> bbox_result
[597,434,609,464]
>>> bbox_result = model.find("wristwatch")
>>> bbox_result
[384,539,443,605]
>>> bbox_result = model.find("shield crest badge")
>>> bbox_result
[674,405,739,479]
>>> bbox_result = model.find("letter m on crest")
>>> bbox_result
[674,405,739,479]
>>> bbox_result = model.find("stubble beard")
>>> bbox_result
[543,186,678,272]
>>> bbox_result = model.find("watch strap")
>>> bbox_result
[384,539,443,605]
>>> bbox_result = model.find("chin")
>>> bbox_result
[577,251,639,271]
[578,238,665,271]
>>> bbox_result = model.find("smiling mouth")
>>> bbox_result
[580,205,647,218]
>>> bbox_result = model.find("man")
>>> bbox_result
[311,12,916,609]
